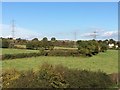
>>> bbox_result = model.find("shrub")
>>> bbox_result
[100,43,108,52]
[2,64,114,88]
[41,41,54,50]
[26,41,34,50]
[3,64,68,88]
[1,39,9,48]
[2,69,20,88]
[62,69,113,88]
[3,69,37,88]
[77,40,108,56]
[47,49,80,56]
[38,63,68,88]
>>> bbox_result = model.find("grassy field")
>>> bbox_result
[1,50,118,74]
[1,48,39,55]
[1,47,76,55]
[14,45,26,49]
[54,46,77,50]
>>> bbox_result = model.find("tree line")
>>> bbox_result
[0,37,119,56]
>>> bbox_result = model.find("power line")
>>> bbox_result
[12,19,15,39]
[89,30,98,40]
[74,31,77,41]
[73,31,77,48]
[93,31,97,40]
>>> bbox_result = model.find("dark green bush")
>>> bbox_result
[63,69,113,88]
[1,39,9,48]
[77,40,108,57]
[26,40,55,50]
[38,63,68,88]
[100,43,108,52]
[2,64,114,88]
[26,41,35,50]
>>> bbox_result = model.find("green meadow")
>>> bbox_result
[1,50,118,74]
[1,48,39,55]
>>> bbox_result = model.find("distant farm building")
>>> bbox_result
[108,43,118,49]
[108,43,114,49]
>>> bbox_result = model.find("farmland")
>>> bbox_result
[54,46,77,50]
[2,49,118,74]
[1,47,119,88]
[1,48,39,55]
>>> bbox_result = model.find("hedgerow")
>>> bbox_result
[2,52,47,60]
[47,49,81,56]
[2,50,81,60]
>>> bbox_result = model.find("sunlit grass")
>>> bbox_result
[1,48,39,55]
[2,50,118,74]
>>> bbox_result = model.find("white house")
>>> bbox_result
[115,45,118,48]
[108,43,114,48]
